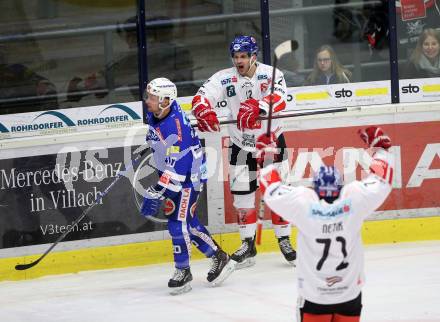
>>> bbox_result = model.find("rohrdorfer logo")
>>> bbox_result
[10,111,76,133]
[77,104,141,126]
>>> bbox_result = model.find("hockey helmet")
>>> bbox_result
[229,35,259,57]
[313,166,343,203]
[145,77,177,105]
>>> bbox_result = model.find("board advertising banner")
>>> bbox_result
[285,81,391,111]
[222,122,440,223]
[176,81,392,121]
[0,144,207,249]
[0,101,143,140]
[400,78,440,103]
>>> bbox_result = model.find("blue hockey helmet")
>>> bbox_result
[229,35,259,57]
[313,166,343,203]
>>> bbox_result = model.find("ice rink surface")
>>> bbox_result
[1,240,440,322]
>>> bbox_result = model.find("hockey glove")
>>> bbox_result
[192,95,220,132]
[259,164,282,195]
[140,186,165,217]
[358,126,391,150]
[256,132,279,167]
[258,93,286,116]
[237,98,261,130]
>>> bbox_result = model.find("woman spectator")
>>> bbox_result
[403,28,440,79]
[304,45,352,86]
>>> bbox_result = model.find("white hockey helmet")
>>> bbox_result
[145,77,177,106]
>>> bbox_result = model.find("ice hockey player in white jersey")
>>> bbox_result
[191,35,296,268]
[258,126,394,322]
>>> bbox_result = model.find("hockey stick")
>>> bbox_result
[256,40,297,245]
[213,106,350,126]
[14,146,149,271]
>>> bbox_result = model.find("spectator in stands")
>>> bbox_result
[403,28,440,79]
[0,45,58,114]
[304,45,352,86]
[279,52,305,87]
[67,16,195,103]
[396,0,440,59]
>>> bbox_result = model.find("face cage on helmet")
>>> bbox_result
[317,187,341,198]
[313,169,342,201]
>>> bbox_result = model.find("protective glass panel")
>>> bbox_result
[396,0,440,103]
[269,0,392,110]
[145,0,263,98]
[0,1,138,115]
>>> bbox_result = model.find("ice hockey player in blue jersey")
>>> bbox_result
[140,77,236,295]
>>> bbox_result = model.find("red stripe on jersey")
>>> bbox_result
[237,209,257,225]
[302,313,332,322]
[175,118,182,142]
[388,166,393,185]
[333,314,360,322]
[155,127,165,143]
[369,158,392,183]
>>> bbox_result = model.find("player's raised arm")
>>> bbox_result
[257,126,395,321]
[340,126,394,218]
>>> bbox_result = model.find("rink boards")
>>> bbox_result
[0,101,440,281]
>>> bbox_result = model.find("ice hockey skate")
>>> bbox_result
[207,248,236,287]
[278,236,296,266]
[168,267,193,295]
[231,236,257,270]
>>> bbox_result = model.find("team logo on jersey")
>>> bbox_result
[221,76,238,85]
[241,133,256,148]
[326,276,343,287]
[260,81,269,92]
[241,81,253,89]
[166,145,180,155]
[146,128,160,142]
[226,85,236,97]
[145,127,165,144]
[310,200,352,219]
[159,173,172,185]
[164,199,176,216]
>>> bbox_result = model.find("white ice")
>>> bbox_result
[1,241,440,322]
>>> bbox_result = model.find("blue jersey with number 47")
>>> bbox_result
[145,100,207,197]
